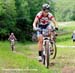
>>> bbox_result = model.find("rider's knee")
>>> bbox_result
[38,35,43,43]
[39,39,43,44]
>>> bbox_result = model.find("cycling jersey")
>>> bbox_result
[8,35,16,41]
[36,11,54,25]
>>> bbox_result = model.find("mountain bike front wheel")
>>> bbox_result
[45,41,50,68]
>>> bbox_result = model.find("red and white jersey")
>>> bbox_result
[8,35,16,41]
[36,11,54,25]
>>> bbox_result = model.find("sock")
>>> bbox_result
[39,51,43,56]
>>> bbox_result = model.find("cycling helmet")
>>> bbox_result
[11,32,14,35]
[42,3,50,11]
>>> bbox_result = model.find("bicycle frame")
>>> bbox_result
[43,37,51,55]
[41,29,52,68]
[36,28,57,68]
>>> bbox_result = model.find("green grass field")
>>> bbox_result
[57,21,75,46]
[0,41,75,73]
[0,22,75,73]
[0,41,52,73]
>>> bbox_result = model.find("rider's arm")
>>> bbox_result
[51,18,58,28]
[48,13,58,28]
[13,35,17,41]
[33,17,39,29]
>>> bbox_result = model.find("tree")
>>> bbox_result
[0,0,55,41]
[55,0,75,21]
[0,0,17,40]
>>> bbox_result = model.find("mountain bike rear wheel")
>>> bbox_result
[51,42,57,59]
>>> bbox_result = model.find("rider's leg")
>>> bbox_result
[11,41,15,51]
[51,32,54,41]
[11,42,13,51]
[47,24,56,42]
[37,32,43,61]
[47,24,54,53]
[11,45,13,51]
[13,45,15,51]
[51,31,57,42]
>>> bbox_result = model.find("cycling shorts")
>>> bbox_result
[37,24,54,37]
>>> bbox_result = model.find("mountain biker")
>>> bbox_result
[8,33,17,51]
[33,3,58,61]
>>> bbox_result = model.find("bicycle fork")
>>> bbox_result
[43,39,51,56]
[42,38,51,67]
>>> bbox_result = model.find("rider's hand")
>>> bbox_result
[33,27,37,31]
[33,27,41,31]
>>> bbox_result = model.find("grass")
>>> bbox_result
[0,41,75,73]
[0,41,54,73]
[0,22,75,73]
[58,22,75,31]
[56,21,75,46]
[56,33,75,46]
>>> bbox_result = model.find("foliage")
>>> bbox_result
[15,0,55,41]
[55,0,75,21]
[0,0,75,41]
[0,0,17,40]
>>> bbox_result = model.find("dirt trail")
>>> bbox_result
[13,45,75,72]
[62,66,75,73]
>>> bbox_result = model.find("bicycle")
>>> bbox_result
[37,28,57,68]
[50,30,57,59]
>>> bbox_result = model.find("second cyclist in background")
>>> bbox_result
[8,33,17,51]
